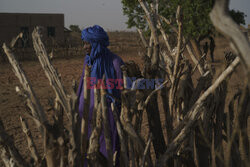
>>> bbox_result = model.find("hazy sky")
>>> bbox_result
[0,0,249,31]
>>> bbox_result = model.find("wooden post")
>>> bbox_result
[101,75,113,167]
[80,65,91,161]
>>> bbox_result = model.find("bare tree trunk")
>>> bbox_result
[101,83,113,167]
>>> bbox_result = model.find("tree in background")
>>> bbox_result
[69,25,81,33]
[230,9,247,25]
[122,0,246,43]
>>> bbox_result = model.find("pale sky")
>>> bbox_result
[0,0,249,31]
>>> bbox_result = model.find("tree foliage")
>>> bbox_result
[121,0,246,40]
[69,25,81,33]
[229,9,246,25]
[122,0,214,39]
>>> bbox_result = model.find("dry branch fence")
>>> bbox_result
[1,0,250,167]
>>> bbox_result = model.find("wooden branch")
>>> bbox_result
[90,86,99,130]
[156,57,241,166]
[185,41,205,75]
[0,120,29,167]
[144,80,169,108]
[225,100,241,167]
[0,145,15,167]
[226,85,250,167]
[20,117,39,164]
[159,8,205,76]
[121,114,144,146]
[157,18,172,52]
[87,93,103,166]
[80,65,91,160]
[128,137,136,167]
[121,65,129,90]
[88,109,102,157]
[149,2,155,15]
[2,43,47,131]
[191,53,207,75]
[32,28,82,166]
[210,0,250,75]
[32,27,70,118]
[197,121,224,165]
[101,77,113,167]
[169,6,183,115]
[238,88,250,166]
[57,137,65,167]
[155,0,159,14]
[172,6,182,81]
[138,0,159,65]
[9,32,23,49]
[111,103,129,167]
[148,33,154,58]
[137,28,148,49]
[160,50,174,78]
[120,92,153,166]
[67,75,81,167]
[141,133,152,167]
[159,15,178,34]
[32,27,81,166]
[138,0,158,38]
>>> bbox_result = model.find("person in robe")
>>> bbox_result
[77,25,124,166]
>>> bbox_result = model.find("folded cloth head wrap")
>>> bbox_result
[81,25,109,47]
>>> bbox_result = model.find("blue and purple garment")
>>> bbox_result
[77,25,123,166]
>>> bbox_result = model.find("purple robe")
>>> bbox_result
[77,55,123,166]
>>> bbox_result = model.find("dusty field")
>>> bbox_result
[0,32,246,166]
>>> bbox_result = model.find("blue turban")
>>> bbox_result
[81,25,109,47]
[81,25,118,97]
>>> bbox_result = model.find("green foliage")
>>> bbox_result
[121,0,147,29]
[69,25,81,33]
[229,9,246,25]
[121,0,214,40]
[121,0,246,41]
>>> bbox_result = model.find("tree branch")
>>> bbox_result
[111,103,129,167]
[0,120,29,167]
[2,43,47,131]
[20,117,39,164]
[138,0,159,65]
[32,27,70,118]
[101,76,113,167]
[137,28,148,49]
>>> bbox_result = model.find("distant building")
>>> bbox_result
[0,13,65,47]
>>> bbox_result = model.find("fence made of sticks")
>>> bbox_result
[1,0,250,167]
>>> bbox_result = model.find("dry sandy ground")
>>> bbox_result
[0,34,247,166]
